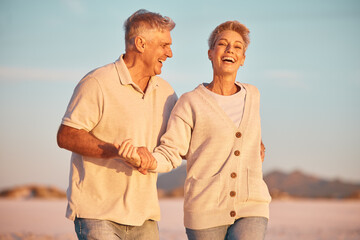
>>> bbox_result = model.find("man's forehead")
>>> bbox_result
[154,30,172,42]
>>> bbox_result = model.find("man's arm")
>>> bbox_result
[57,124,119,159]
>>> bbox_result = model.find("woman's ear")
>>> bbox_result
[240,54,246,66]
[134,36,146,53]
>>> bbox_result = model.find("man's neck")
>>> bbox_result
[123,54,151,92]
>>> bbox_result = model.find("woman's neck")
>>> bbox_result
[206,75,239,96]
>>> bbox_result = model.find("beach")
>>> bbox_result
[0,198,359,240]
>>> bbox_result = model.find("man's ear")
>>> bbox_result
[134,36,146,53]
[208,49,212,60]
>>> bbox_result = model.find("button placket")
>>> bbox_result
[229,171,237,216]
[229,132,241,219]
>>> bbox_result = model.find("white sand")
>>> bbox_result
[0,198,359,240]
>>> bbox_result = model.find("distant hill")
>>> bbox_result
[264,170,360,199]
[0,185,66,199]
[2,168,359,200]
[157,164,187,191]
[157,164,187,198]
[157,166,360,199]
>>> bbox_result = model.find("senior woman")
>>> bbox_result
[119,21,271,240]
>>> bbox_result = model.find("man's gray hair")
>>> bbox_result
[124,9,175,45]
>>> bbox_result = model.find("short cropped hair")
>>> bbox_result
[208,21,250,50]
[124,9,175,45]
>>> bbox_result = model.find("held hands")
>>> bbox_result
[117,139,157,175]
[117,139,141,167]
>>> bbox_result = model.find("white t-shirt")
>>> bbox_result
[202,82,246,127]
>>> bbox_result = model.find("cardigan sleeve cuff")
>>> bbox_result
[150,152,175,173]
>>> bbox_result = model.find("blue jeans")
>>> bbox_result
[74,218,159,240]
[186,217,268,240]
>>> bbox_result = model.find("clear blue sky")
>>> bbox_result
[0,0,359,190]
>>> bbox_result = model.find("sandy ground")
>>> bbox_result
[0,198,359,240]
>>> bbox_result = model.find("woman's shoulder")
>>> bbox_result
[178,84,204,101]
[171,84,207,114]
[240,82,260,95]
[240,82,257,90]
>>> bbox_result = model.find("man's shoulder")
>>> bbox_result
[86,62,116,79]
[152,76,175,92]
[77,62,118,89]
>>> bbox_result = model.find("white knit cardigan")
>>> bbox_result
[153,83,271,230]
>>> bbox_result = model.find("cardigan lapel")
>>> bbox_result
[196,83,252,131]
[237,83,252,134]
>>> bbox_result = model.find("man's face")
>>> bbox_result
[208,30,246,75]
[143,30,173,76]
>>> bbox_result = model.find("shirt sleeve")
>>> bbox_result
[152,97,193,173]
[61,75,103,132]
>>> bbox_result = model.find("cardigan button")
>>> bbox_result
[231,172,237,178]
[235,132,242,138]
[234,150,240,156]
[230,211,236,217]
[230,191,236,197]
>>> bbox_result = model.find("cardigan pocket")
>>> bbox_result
[247,168,272,202]
[184,173,221,212]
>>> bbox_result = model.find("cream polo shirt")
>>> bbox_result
[61,55,177,226]
[153,83,271,229]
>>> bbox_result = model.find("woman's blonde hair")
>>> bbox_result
[208,21,250,50]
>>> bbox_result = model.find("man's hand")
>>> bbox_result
[137,147,157,175]
[117,140,157,175]
[260,140,265,162]
[117,139,141,167]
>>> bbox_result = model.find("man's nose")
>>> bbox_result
[167,47,173,58]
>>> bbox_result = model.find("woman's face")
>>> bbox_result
[208,30,246,76]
